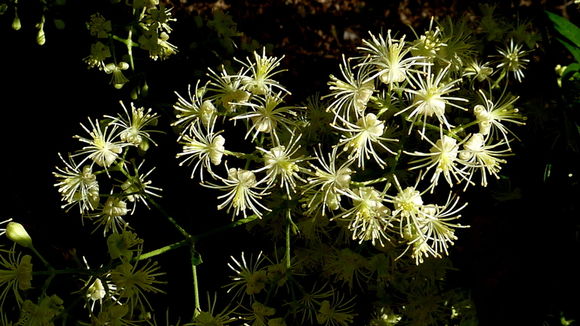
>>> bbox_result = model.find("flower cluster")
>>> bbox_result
[167,21,529,322]
[172,48,307,220]
[0,13,531,325]
[172,20,529,265]
[319,20,528,262]
[53,101,162,236]
[84,2,177,89]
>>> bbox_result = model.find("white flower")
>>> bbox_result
[73,118,125,170]
[357,30,426,85]
[173,81,217,134]
[473,90,525,145]
[335,186,394,246]
[495,39,529,83]
[104,62,130,89]
[407,131,468,190]
[120,160,162,213]
[333,113,397,168]
[385,175,428,238]
[463,60,493,82]
[89,196,129,236]
[225,251,267,299]
[303,146,355,215]
[53,153,100,213]
[84,41,110,70]
[144,5,175,34]
[204,167,271,219]
[325,56,375,121]
[255,133,306,198]
[402,64,468,133]
[232,92,299,142]
[106,101,160,148]
[459,133,511,188]
[407,194,468,264]
[237,48,289,95]
[177,118,225,182]
[207,66,251,112]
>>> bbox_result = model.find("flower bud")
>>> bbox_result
[12,14,21,31]
[6,222,33,248]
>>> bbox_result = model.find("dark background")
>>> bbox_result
[1,0,579,324]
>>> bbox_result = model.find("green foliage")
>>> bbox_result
[547,11,580,81]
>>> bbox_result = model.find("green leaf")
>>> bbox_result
[563,63,580,78]
[558,37,580,64]
[546,11,580,47]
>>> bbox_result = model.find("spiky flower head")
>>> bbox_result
[177,117,226,182]
[237,48,289,96]
[106,101,160,148]
[402,64,468,132]
[495,39,529,82]
[357,30,426,85]
[225,251,268,300]
[336,186,394,246]
[325,56,375,120]
[334,112,396,169]
[204,167,271,219]
[0,249,33,307]
[53,153,100,213]
[407,131,468,190]
[74,118,125,170]
[304,146,355,215]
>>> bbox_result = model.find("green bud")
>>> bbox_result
[6,222,33,248]
[36,26,46,46]
[12,14,21,31]
[36,16,46,46]
[138,138,150,152]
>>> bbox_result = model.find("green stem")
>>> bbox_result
[30,245,51,268]
[193,215,260,242]
[223,150,261,163]
[351,176,389,187]
[190,247,202,318]
[136,215,260,260]
[147,197,191,239]
[127,28,135,71]
[111,34,139,48]
[192,259,201,317]
[491,70,507,89]
[389,149,403,175]
[285,211,291,269]
[137,239,190,261]
[450,120,479,136]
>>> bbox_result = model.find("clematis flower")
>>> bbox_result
[73,118,125,171]
[402,64,468,133]
[204,167,271,219]
[325,55,375,121]
[333,112,397,169]
[176,117,226,182]
[357,30,426,85]
[495,39,529,82]
[407,131,469,190]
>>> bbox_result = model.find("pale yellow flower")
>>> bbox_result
[357,30,426,85]
[402,64,468,133]
[74,118,125,170]
[0,248,33,307]
[204,167,271,219]
[333,113,396,169]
